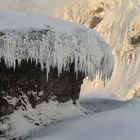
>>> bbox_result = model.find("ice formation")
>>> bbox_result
[0,12,113,81]
[93,0,140,99]
[52,0,140,99]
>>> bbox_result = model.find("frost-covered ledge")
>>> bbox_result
[0,12,113,138]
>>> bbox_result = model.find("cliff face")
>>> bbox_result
[0,59,84,117]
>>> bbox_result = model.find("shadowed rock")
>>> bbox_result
[0,59,84,117]
[0,97,14,116]
[131,35,140,45]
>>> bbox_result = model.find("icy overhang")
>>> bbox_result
[0,12,113,81]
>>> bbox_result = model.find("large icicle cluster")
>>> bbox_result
[0,12,113,81]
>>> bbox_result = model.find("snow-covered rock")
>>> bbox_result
[0,100,87,139]
[0,12,113,139]
[28,98,140,140]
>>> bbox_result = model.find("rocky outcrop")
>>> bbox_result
[130,34,140,45]
[0,11,114,139]
[0,98,14,116]
[0,59,84,117]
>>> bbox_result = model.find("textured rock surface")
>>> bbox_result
[0,59,84,117]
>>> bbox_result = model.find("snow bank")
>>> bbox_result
[0,12,113,81]
[29,98,140,140]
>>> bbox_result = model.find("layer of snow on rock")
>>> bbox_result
[0,12,113,81]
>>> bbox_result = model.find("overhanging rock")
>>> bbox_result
[0,12,113,117]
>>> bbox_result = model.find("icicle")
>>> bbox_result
[0,16,113,82]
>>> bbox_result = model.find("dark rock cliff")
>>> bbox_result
[0,59,84,117]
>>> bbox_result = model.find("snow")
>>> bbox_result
[0,12,113,81]
[27,98,140,140]
[2,96,140,140]
[1,100,86,139]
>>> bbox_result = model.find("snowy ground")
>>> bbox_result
[0,100,87,140]
[22,96,140,140]
[1,96,140,140]
[1,89,140,140]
